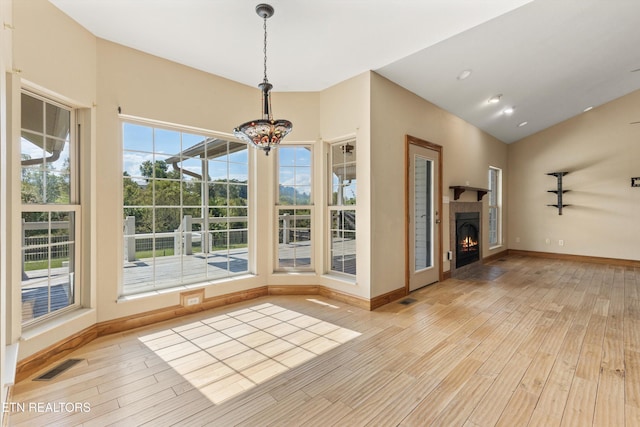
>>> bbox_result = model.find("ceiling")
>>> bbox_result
[49,0,640,143]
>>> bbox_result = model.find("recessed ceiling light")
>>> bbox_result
[457,69,472,80]
[583,106,593,112]
[488,94,502,104]
[503,107,515,115]
[518,121,528,127]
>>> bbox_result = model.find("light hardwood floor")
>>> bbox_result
[8,255,640,426]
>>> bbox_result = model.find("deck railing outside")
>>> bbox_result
[123,214,311,262]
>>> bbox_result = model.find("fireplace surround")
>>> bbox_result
[456,211,480,268]
[449,201,483,276]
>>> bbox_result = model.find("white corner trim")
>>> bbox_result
[3,343,19,386]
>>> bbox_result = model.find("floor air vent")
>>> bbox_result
[399,298,417,305]
[33,358,83,381]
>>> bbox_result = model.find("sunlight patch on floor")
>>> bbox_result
[138,303,361,404]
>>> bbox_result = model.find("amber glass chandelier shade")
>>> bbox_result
[233,118,293,155]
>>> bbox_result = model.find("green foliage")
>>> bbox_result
[279,185,311,205]
[123,160,248,234]
[24,257,67,272]
[20,155,71,204]
[140,160,168,179]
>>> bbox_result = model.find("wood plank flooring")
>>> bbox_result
[8,255,640,426]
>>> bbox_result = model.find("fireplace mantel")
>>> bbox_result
[449,186,489,201]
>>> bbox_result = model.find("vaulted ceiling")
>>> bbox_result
[50,0,640,143]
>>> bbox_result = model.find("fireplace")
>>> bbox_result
[449,202,482,276]
[455,211,480,268]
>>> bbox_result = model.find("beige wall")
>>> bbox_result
[507,89,640,260]
[370,73,508,297]
[13,0,95,107]
[318,72,372,298]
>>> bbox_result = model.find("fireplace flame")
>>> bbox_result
[459,236,478,252]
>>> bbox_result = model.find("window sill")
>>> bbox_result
[20,308,95,342]
[271,271,316,276]
[117,274,257,302]
[489,244,504,251]
[322,273,357,286]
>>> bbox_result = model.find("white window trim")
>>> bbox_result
[275,144,314,272]
[488,166,502,249]
[20,90,81,327]
[326,138,357,277]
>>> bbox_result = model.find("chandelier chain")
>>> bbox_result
[263,16,268,83]
[233,4,292,155]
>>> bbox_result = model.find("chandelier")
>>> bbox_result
[233,3,293,156]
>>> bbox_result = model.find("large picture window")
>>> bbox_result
[20,92,80,325]
[328,141,356,275]
[488,166,502,248]
[276,146,312,270]
[122,121,249,295]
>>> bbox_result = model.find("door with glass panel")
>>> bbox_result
[408,140,440,291]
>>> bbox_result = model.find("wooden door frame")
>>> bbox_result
[405,135,444,294]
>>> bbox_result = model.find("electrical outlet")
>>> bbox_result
[181,289,204,307]
[545,238,550,245]
[515,237,520,243]
[559,240,564,246]
[186,296,201,306]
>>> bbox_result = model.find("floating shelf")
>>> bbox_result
[449,186,489,201]
[547,172,569,215]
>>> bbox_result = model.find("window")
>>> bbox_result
[328,141,356,275]
[276,146,312,270]
[488,166,502,247]
[20,92,80,325]
[122,121,249,295]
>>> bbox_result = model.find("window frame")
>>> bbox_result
[120,118,251,296]
[275,144,314,272]
[20,90,81,326]
[327,139,357,277]
[488,166,502,249]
